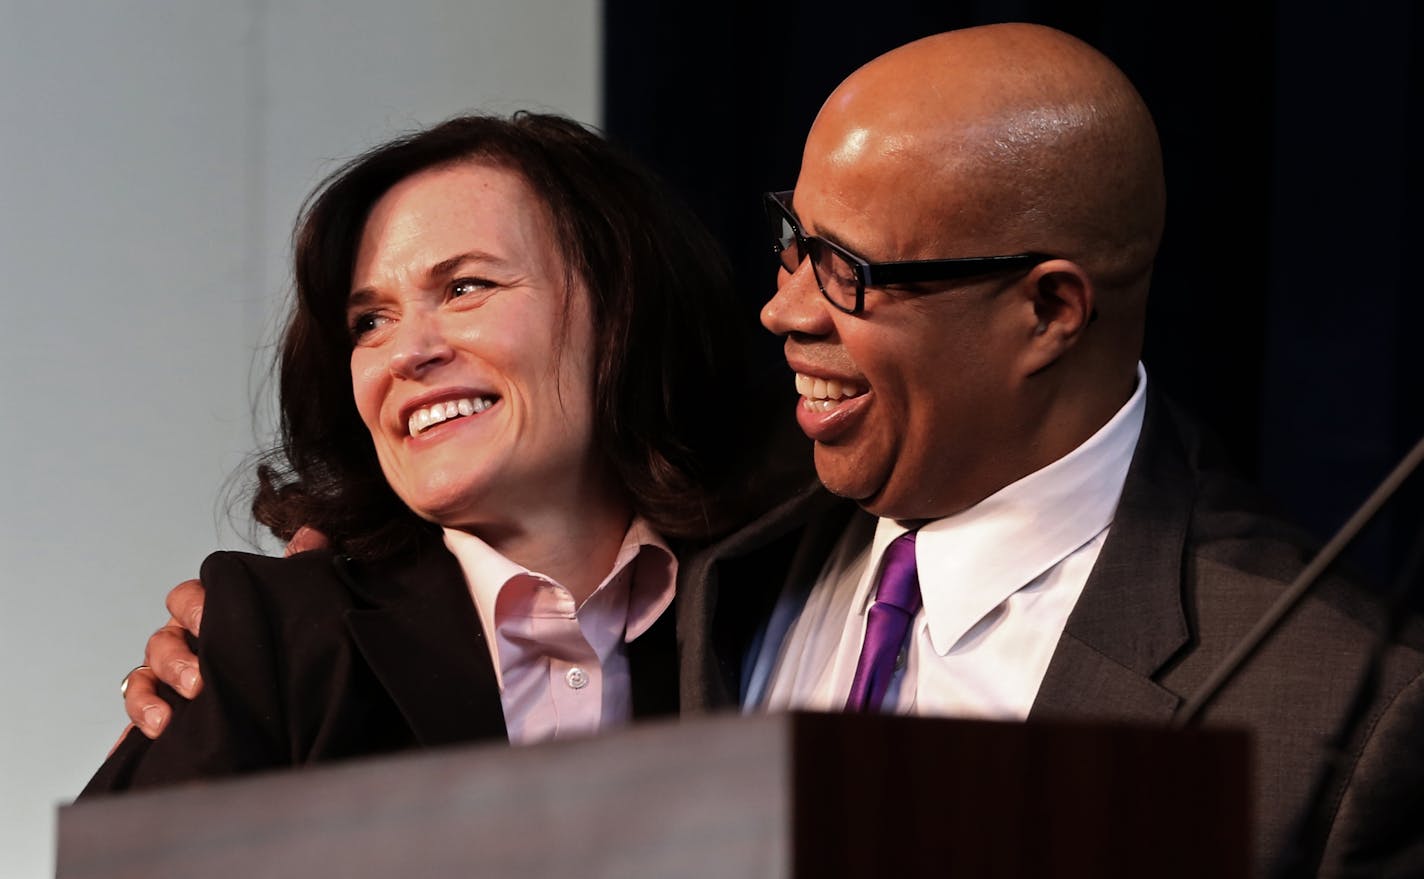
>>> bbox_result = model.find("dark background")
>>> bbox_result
[603,2,1422,599]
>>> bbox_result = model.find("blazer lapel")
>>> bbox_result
[1030,391,1195,723]
[677,480,854,712]
[336,540,508,747]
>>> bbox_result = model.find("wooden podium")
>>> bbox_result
[57,712,1250,878]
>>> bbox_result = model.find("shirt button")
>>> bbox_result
[894,647,908,672]
[565,667,589,690]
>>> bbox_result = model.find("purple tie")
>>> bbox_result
[845,530,922,712]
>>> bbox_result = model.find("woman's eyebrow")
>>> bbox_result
[347,250,512,305]
[346,287,379,309]
[426,250,509,282]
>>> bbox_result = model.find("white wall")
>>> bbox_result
[0,2,599,875]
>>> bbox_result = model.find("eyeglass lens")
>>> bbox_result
[770,211,800,271]
[768,200,860,310]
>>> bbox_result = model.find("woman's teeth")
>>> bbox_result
[408,397,494,436]
[795,373,863,411]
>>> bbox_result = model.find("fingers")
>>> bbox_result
[124,577,208,740]
[284,525,331,556]
[144,622,203,699]
[121,666,173,739]
[165,578,206,637]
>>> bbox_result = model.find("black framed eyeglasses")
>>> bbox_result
[763,190,1054,315]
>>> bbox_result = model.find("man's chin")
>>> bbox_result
[812,445,886,509]
[816,456,945,525]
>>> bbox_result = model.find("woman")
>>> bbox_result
[84,112,784,792]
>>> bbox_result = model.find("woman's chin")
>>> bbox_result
[396,483,493,530]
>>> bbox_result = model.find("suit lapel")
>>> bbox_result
[336,540,508,747]
[677,480,853,712]
[1030,391,1195,723]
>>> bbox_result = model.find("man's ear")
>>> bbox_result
[1018,259,1095,375]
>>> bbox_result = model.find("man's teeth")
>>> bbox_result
[795,373,863,411]
[408,397,494,436]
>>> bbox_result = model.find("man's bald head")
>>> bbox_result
[808,23,1164,303]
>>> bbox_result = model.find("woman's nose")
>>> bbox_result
[388,313,454,379]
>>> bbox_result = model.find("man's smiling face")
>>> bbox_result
[760,113,1034,522]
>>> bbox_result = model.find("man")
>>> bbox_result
[123,23,1422,876]
[673,24,1424,876]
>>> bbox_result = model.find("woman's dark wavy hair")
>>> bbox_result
[253,112,763,559]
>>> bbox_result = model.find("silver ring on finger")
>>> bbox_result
[120,665,152,699]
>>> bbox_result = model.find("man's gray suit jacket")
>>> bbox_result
[676,391,1424,877]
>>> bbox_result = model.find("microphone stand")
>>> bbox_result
[1173,432,1424,726]
[1170,431,1424,877]
[1273,514,1424,878]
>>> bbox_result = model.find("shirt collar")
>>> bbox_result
[861,363,1148,656]
[617,517,678,641]
[442,516,677,648]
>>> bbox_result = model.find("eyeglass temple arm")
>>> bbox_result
[861,253,1053,287]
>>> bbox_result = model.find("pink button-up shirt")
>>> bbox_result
[442,519,676,745]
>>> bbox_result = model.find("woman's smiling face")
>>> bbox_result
[347,161,607,533]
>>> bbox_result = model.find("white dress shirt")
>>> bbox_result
[442,518,676,745]
[751,365,1147,720]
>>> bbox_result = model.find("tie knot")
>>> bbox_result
[873,529,921,613]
